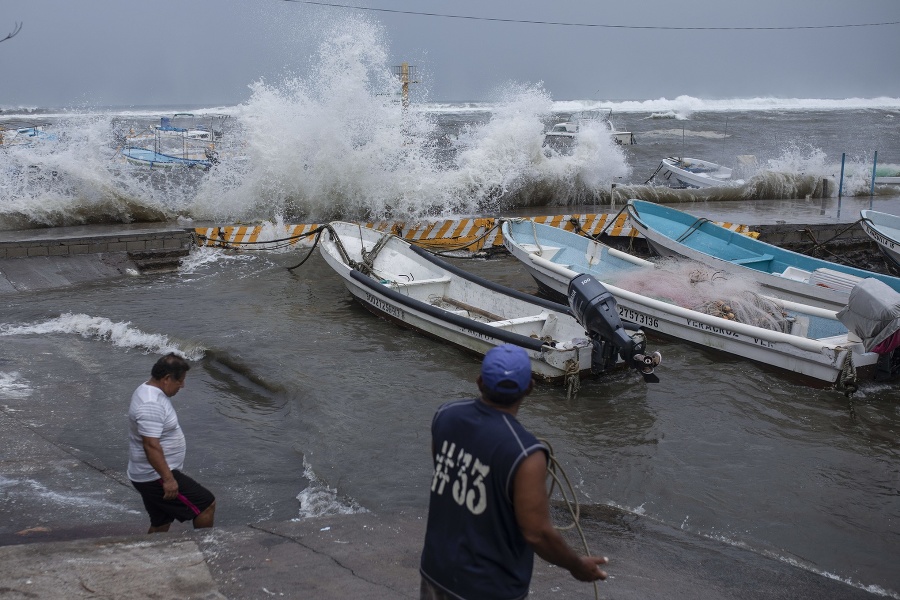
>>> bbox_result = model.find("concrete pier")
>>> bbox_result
[0,224,193,293]
[0,223,193,259]
[0,218,889,295]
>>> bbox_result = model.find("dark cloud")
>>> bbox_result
[2,0,898,107]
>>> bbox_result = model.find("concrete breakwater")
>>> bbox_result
[0,224,193,293]
[0,217,889,295]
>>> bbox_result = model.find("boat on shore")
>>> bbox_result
[543,109,635,152]
[626,199,900,311]
[648,156,737,188]
[860,210,900,273]
[501,217,896,388]
[318,222,661,389]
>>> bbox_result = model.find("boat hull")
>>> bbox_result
[657,157,734,189]
[122,147,211,170]
[861,210,900,273]
[318,223,604,382]
[626,199,900,311]
[502,219,877,386]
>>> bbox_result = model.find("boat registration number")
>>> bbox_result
[618,306,659,329]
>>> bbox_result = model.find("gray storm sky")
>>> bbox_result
[2,0,898,108]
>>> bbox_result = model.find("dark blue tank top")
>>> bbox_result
[420,398,547,600]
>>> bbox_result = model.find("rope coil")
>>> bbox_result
[564,356,581,401]
[540,437,600,600]
[839,351,858,398]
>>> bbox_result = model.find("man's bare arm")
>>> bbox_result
[513,451,608,582]
[141,436,178,500]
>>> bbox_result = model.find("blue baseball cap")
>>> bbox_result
[481,344,532,396]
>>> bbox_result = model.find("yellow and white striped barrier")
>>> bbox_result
[193,213,757,252]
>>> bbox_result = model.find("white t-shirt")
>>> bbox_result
[127,382,187,482]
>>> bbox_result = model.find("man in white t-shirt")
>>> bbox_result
[128,353,216,533]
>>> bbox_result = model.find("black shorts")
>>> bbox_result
[131,470,215,527]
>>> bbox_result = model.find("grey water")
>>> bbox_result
[1,99,900,597]
[1,238,898,597]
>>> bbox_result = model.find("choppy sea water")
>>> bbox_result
[2,18,900,598]
[0,242,898,596]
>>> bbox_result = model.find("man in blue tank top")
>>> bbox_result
[420,344,609,600]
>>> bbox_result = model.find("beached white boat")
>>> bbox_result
[649,156,737,188]
[543,109,635,152]
[501,217,897,388]
[318,222,661,387]
[860,210,900,272]
[626,199,900,311]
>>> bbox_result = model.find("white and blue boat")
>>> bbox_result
[625,199,900,311]
[121,146,212,170]
[318,221,661,389]
[650,156,738,189]
[120,114,221,170]
[0,123,58,146]
[860,210,900,273]
[501,217,896,388]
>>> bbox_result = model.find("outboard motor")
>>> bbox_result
[837,278,900,382]
[568,274,662,383]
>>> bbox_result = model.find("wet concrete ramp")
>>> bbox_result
[0,254,137,293]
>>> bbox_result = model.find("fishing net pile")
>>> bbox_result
[612,261,791,332]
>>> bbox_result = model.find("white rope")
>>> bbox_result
[541,437,600,600]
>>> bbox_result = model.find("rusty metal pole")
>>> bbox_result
[400,62,410,109]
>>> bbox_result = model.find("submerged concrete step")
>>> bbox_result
[0,225,194,292]
[127,248,191,274]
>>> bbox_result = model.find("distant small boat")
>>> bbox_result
[860,210,900,273]
[626,199,900,311]
[873,165,900,186]
[318,221,661,387]
[121,147,212,170]
[501,218,892,388]
[119,114,224,170]
[649,156,737,189]
[543,109,635,152]
[0,122,57,146]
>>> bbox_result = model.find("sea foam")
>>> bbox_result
[0,314,205,360]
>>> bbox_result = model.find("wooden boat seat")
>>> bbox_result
[520,244,562,261]
[788,315,809,338]
[486,314,547,328]
[816,334,850,345]
[777,266,812,282]
[731,253,774,266]
[390,275,451,287]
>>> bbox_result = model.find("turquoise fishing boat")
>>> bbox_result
[625,199,900,311]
